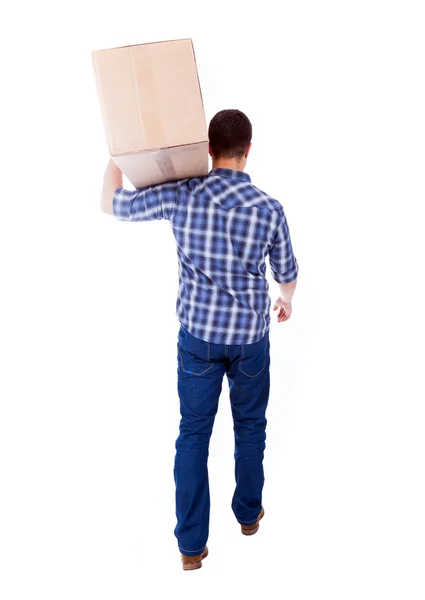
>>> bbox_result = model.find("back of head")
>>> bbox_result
[208,109,252,160]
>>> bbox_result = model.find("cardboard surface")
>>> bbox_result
[112,142,208,189]
[92,39,209,187]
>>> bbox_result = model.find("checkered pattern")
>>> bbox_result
[113,168,299,344]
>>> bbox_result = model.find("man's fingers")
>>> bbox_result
[275,305,292,322]
[277,308,290,322]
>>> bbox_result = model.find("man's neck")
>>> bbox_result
[212,158,245,172]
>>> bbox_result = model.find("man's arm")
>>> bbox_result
[278,279,297,304]
[269,209,299,322]
[100,158,179,221]
[101,159,123,215]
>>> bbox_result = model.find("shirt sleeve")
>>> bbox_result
[268,209,299,283]
[112,181,179,222]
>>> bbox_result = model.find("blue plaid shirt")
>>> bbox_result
[113,168,299,345]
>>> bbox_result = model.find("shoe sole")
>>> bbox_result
[182,547,209,571]
[241,507,265,536]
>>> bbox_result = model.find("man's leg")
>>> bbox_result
[174,326,226,556]
[226,331,270,526]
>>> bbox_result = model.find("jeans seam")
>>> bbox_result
[178,351,214,376]
[239,363,266,378]
[179,545,206,554]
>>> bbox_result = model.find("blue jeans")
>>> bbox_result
[174,324,270,556]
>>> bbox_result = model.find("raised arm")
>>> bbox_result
[100,159,179,222]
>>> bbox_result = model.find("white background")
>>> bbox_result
[1,0,424,598]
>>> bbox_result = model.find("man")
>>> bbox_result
[100,109,299,570]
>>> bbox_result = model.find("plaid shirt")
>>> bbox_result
[113,167,299,345]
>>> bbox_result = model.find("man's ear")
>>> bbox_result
[245,142,252,158]
[208,144,214,158]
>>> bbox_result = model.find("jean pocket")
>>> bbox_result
[178,329,213,376]
[239,336,269,378]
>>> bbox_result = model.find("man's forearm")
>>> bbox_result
[278,278,297,303]
[101,159,123,215]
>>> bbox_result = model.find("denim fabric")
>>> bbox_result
[174,324,270,556]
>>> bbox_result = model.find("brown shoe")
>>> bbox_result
[181,546,209,571]
[241,507,265,536]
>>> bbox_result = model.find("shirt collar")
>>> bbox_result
[209,168,251,183]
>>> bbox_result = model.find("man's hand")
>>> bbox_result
[273,297,292,322]
[101,158,123,215]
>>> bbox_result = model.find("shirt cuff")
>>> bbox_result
[112,187,133,221]
[272,259,299,284]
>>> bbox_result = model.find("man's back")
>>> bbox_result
[169,168,298,344]
[113,167,299,344]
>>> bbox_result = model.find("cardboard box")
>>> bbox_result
[92,39,208,188]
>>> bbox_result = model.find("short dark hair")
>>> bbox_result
[208,109,252,159]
